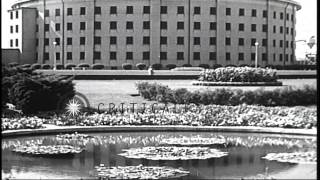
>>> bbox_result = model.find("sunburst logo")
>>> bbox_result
[66,99,82,116]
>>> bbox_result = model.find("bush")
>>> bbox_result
[136,63,147,70]
[31,63,41,70]
[152,64,162,70]
[65,63,76,70]
[239,64,250,67]
[166,64,177,70]
[212,64,222,69]
[41,64,52,69]
[198,64,210,69]
[225,64,237,67]
[182,64,192,67]
[92,63,105,70]
[122,63,133,70]
[56,64,64,70]
[8,62,19,68]
[21,64,31,68]
[77,63,90,68]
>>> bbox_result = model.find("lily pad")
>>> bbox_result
[262,151,317,164]
[12,144,84,157]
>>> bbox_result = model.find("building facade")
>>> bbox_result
[7,0,301,68]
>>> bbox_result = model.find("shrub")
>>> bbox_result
[198,64,210,69]
[41,64,52,69]
[239,64,249,67]
[8,62,19,68]
[225,64,237,67]
[182,64,192,67]
[77,63,90,68]
[122,63,133,70]
[212,64,222,69]
[152,63,162,70]
[56,64,64,70]
[166,64,177,70]
[136,63,147,70]
[21,64,31,68]
[31,63,41,70]
[92,63,105,70]
[65,63,76,70]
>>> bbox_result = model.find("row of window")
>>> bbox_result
[39,21,294,35]
[39,36,294,48]
[9,11,19,19]
[10,25,19,33]
[42,51,293,62]
[43,6,294,21]
[10,39,19,47]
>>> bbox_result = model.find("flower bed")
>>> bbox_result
[1,117,44,130]
[94,164,189,179]
[119,146,228,160]
[262,151,316,164]
[12,144,83,157]
[160,136,227,146]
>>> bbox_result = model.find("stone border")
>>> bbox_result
[192,81,283,86]
[2,125,316,138]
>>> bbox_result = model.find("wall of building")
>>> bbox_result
[1,49,21,65]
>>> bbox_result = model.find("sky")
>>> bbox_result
[1,0,317,53]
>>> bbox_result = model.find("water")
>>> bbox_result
[2,132,316,179]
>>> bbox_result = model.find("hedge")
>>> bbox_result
[212,64,223,69]
[136,82,317,106]
[77,63,90,68]
[122,63,133,70]
[41,64,52,69]
[92,64,105,70]
[136,63,147,70]
[56,64,65,70]
[31,63,41,70]
[152,64,162,70]
[182,64,192,67]
[8,62,19,68]
[21,64,31,68]
[166,64,177,70]
[198,64,210,69]
[65,63,76,69]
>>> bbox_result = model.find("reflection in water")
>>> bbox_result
[2,132,316,179]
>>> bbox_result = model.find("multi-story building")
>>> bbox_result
[7,0,301,68]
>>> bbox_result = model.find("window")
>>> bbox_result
[55,38,60,45]
[279,54,283,61]
[67,37,72,45]
[194,22,201,30]
[193,52,200,60]
[80,22,86,30]
[143,52,150,60]
[280,12,283,19]
[226,53,230,60]
[238,53,244,61]
[291,14,294,21]
[238,38,244,46]
[127,6,133,14]
[44,38,49,46]
[160,36,167,45]
[44,9,49,17]
[44,53,49,60]
[273,11,276,19]
[262,39,267,46]
[80,37,85,45]
[16,11,19,18]
[262,24,268,32]
[209,52,216,60]
[226,8,231,16]
[273,53,276,61]
[95,6,101,14]
[56,52,60,60]
[94,36,101,45]
[225,37,231,45]
[67,23,72,30]
[251,38,256,46]
[143,6,150,14]
[10,12,13,19]
[126,21,133,29]
[160,21,167,30]
[143,21,150,29]
[161,6,167,14]
[286,27,289,34]
[45,24,49,31]
[280,26,283,33]
[143,36,150,44]
[251,9,256,17]
[110,36,117,45]
[226,23,231,31]
[285,54,288,61]
[80,52,85,60]
[126,36,133,45]
[36,39,39,46]
[126,52,133,60]
[194,37,200,45]
[291,28,293,35]
[160,52,167,60]
[286,13,289,20]
[279,40,283,47]
[94,21,101,30]
[239,23,244,31]
[67,52,72,60]
[10,26,13,33]
[110,21,117,30]
[251,53,255,61]
[94,51,101,60]
[251,24,256,32]
[177,22,184,29]
[10,39,13,47]
[177,37,184,45]
[80,7,86,15]
[210,37,216,45]
[110,6,117,14]
[177,52,184,60]
[177,6,184,14]
[239,8,245,16]
[263,10,267,18]
[36,25,39,32]
[273,25,276,33]
[194,7,200,14]
[210,7,216,15]
[110,52,117,60]
[55,9,60,16]
[286,41,289,48]
[15,39,19,47]
[210,22,216,30]
[67,8,72,15]
[262,53,267,61]
[273,39,276,47]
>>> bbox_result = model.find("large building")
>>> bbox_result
[7,0,301,69]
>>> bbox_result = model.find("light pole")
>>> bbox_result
[53,41,57,70]
[255,42,259,68]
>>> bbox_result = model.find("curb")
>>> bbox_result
[191,81,283,86]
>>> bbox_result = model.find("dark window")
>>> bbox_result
[251,9,256,17]
[286,40,289,48]
[55,38,60,45]
[251,53,255,61]
[209,52,216,60]
[251,38,256,46]
[177,6,184,14]
[280,26,283,33]
[143,52,150,60]
[291,28,293,35]
[251,24,256,32]
[80,7,86,15]
[193,52,200,60]
[177,22,184,29]
[210,7,216,15]
[280,40,283,47]
[239,8,245,16]
[10,39,13,47]
[110,21,117,30]
[263,10,267,18]
[126,52,133,60]
[273,39,276,47]
[16,10,19,18]
[238,38,244,46]
[94,21,101,30]
[110,36,117,45]
[194,7,201,14]
[111,66,117,69]
[210,37,216,45]
[67,52,72,60]
[273,11,276,19]
[238,53,244,61]
[44,9,49,17]
[160,36,167,45]
[110,52,117,60]
[262,53,267,61]
[225,37,231,45]
[226,23,231,31]
[262,39,267,46]
[285,54,288,61]
[67,8,72,15]
[110,6,117,14]
[10,26,13,33]
[194,37,200,45]
[126,36,133,44]
[56,52,60,60]
[95,6,101,14]
[44,38,49,46]
[160,52,167,60]
[226,8,231,16]
[67,37,72,45]
[80,22,86,30]
[177,36,184,45]
[10,12,13,19]
[160,6,167,14]
[273,25,276,33]
[177,52,184,60]
[55,9,60,16]
[239,23,244,31]
[226,52,230,60]
[286,27,289,34]
[127,6,133,14]
[94,51,101,60]
[45,24,49,32]
[36,25,39,32]
[286,13,289,20]
[126,21,133,29]
[143,36,150,44]
[143,21,150,29]
[194,22,201,30]
[67,23,72,30]
[291,14,294,21]
[160,21,167,29]
[273,53,276,61]
[80,52,85,60]
[280,12,283,19]
[94,36,101,45]
[80,37,86,45]
[36,39,39,46]
[44,52,49,60]
[279,54,283,61]
[143,6,150,14]
[210,22,216,30]
[262,24,268,32]
[291,41,294,48]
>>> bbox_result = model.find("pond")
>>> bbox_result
[2,132,316,179]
